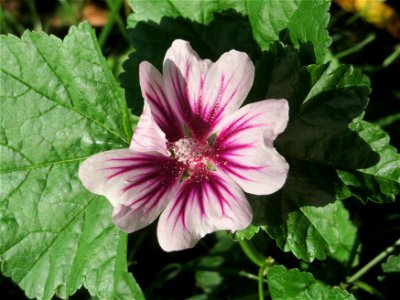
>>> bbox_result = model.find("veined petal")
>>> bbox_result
[157,166,252,251]
[139,61,184,142]
[201,50,255,135]
[211,99,289,195]
[163,40,254,142]
[130,100,170,156]
[79,149,184,232]
[163,40,212,140]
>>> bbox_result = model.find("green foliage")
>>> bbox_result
[0,23,142,299]
[234,224,264,241]
[338,120,400,203]
[246,0,331,63]
[246,43,376,262]
[127,0,246,25]
[1,0,399,299]
[382,255,400,273]
[267,265,356,300]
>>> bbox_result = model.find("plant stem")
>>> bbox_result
[382,44,400,68]
[335,33,376,59]
[158,263,268,284]
[373,113,400,127]
[239,239,266,267]
[258,257,275,300]
[27,0,42,31]
[353,280,385,300]
[347,237,400,284]
[99,0,124,49]
[258,265,265,300]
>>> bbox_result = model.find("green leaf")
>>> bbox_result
[247,0,331,63]
[0,23,142,300]
[337,120,400,203]
[267,265,356,300]
[382,255,400,273]
[246,44,374,262]
[329,202,359,268]
[233,224,264,241]
[127,0,246,25]
[276,61,376,169]
[116,272,145,300]
[251,162,357,262]
[195,232,234,294]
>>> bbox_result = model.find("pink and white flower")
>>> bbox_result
[79,40,289,251]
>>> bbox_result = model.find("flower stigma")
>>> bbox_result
[169,137,215,176]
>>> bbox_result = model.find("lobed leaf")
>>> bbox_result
[248,44,375,262]
[0,23,142,299]
[251,162,356,262]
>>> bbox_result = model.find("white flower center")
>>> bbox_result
[170,138,205,164]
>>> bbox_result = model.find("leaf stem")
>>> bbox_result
[258,265,266,300]
[346,237,400,284]
[239,240,266,267]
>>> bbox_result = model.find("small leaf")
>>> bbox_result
[233,224,263,241]
[382,255,400,273]
[267,265,356,300]
[0,23,141,299]
[337,120,400,203]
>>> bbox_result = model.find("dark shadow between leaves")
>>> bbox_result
[119,10,261,115]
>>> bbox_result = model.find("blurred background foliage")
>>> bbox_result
[0,1,399,299]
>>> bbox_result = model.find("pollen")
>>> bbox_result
[170,138,205,163]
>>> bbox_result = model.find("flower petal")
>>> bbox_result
[157,166,252,251]
[163,40,254,141]
[139,61,184,142]
[211,99,289,195]
[130,100,170,156]
[79,149,184,232]
[163,40,212,139]
[201,49,255,133]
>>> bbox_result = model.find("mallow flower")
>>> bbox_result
[79,40,289,251]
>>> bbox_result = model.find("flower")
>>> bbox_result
[79,40,289,251]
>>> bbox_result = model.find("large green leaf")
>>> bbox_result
[0,23,143,299]
[337,120,400,203]
[267,265,355,300]
[250,162,356,262]
[246,44,375,262]
[247,0,331,63]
